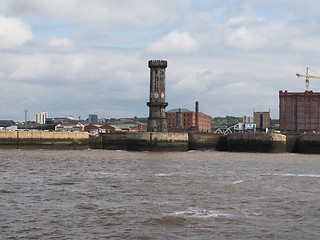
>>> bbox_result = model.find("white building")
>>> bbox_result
[36,112,48,124]
[243,115,253,124]
[55,123,85,132]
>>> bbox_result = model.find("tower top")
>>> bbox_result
[148,60,167,68]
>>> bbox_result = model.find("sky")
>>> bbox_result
[1,0,320,121]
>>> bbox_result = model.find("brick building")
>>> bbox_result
[55,123,85,132]
[166,102,211,132]
[100,124,121,133]
[84,124,100,133]
[279,90,320,133]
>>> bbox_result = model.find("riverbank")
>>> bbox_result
[0,131,100,150]
[1,131,320,153]
[101,132,319,154]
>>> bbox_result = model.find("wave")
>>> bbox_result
[281,173,320,178]
[166,207,231,219]
[232,180,244,185]
[155,173,177,177]
[260,173,320,178]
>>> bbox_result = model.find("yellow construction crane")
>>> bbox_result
[296,67,320,91]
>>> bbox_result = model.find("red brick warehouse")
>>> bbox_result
[279,90,320,133]
[166,101,211,132]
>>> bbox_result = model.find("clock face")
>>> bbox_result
[153,92,159,98]
[161,92,164,99]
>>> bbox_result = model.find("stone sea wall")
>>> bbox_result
[103,132,188,151]
[297,134,320,154]
[226,133,287,153]
[0,131,89,139]
[102,132,320,153]
[188,132,226,151]
[1,131,320,153]
[0,131,92,150]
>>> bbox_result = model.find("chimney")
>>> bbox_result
[177,108,183,127]
[195,101,199,131]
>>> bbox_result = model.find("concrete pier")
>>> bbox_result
[102,132,188,151]
[226,133,287,153]
[188,132,226,151]
[297,134,320,154]
[0,131,91,150]
[2,131,320,153]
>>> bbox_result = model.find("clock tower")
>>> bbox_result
[147,60,168,132]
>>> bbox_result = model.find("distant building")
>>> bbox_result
[84,124,100,133]
[88,114,98,124]
[245,123,256,132]
[55,123,85,132]
[243,115,253,124]
[0,120,16,131]
[53,116,78,124]
[253,111,270,132]
[36,112,48,124]
[45,118,54,124]
[114,122,147,132]
[166,102,211,132]
[98,118,107,125]
[279,90,320,133]
[100,124,122,133]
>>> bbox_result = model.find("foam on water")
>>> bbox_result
[155,173,177,177]
[232,180,244,184]
[167,207,232,219]
[281,173,320,178]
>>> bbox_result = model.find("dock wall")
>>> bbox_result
[102,132,287,153]
[0,131,91,150]
[297,134,320,154]
[102,132,188,151]
[226,133,287,153]
[188,132,227,151]
[1,131,320,153]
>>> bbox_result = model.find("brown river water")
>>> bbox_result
[1,150,320,239]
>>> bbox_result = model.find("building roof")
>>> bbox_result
[167,109,192,113]
[0,120,16,127]
[166,109,210,116]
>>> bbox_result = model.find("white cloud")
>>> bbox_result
[146,31,198,55]
[3,0,188,26]
[0,15,33,49]
[48,36,73,47]
[2,0,320,120]
[225,26,268,50]
[226,16,265,26]
[9,55,51,80]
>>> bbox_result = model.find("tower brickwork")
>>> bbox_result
[147,60,168,132]
[279,90,320,133]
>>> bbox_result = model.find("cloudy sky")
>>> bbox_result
[1,0,320,121]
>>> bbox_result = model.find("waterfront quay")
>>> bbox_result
[1,131,320,154]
